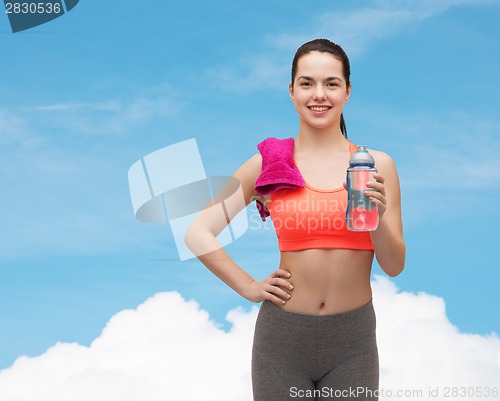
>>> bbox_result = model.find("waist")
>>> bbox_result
[262,297,375,323]
[278,249,374,315]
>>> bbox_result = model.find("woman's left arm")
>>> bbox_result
[366,151,406,277]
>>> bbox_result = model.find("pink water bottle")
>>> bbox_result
[346,145,379,231]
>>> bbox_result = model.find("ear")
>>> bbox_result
[345,82,352,103]
[289,82,294,102]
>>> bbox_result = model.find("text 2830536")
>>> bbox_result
[5,3,62,14]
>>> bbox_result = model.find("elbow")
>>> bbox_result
[184,224,200,254]
[184,229,193,252]
[380,243,406,277]
[184,224,220,257]
[385,262,405,277]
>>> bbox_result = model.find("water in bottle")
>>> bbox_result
[346,145,379,231]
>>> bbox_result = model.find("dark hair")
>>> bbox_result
[291,39,351,138]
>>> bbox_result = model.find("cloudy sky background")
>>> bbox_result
[0,0,499,399]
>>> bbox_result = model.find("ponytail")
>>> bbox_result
[340,113,348,139]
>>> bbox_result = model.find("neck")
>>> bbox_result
[295,121,347,153]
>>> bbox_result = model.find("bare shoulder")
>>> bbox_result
[233,152,262,179]
[366,148,398,174]
[367,147,402,199]
[232,152,264,204]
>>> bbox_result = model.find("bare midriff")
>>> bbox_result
[278,248,374,315]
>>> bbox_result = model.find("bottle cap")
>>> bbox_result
[349,145,375,167]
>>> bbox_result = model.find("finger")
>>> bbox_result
[366,181,383,190]
[366,191,386,203]
[265,282,291,300]
[365,183,385,196]
[271,277,294,290]
[364,189,384,203]
[365,189,383,200]
[274,268,291,278]
[368,196,387,209]
[373,173,385,183]
[267,293,288,305]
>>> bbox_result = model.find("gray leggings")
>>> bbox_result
[252,300,379,401]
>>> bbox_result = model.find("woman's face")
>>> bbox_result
[289,51,351,131]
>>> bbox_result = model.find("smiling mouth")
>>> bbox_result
[308,106,331,112]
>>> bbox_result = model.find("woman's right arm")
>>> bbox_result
[184,153,293,305]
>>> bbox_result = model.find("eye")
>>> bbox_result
[327,82,339,87]
[300,82,312,87]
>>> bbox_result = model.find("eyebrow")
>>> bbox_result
[297,76,342,82]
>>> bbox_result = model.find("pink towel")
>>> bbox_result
[254,137,304,221]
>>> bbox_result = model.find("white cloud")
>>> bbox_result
[273,0,494,55]
[1,277,498,401]
[0,107,43,149]
[272,8,416,57]
[207,52,291,93]
[27,94,182,137]
[373,275,500,399]
[0,292,257,401]
[216,0,494,92]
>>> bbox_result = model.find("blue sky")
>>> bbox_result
[0,0,499,371]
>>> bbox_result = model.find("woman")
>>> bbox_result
[185,39,405,401]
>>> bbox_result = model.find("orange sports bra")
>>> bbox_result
[267,141,374,252]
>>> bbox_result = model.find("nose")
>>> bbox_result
[313,85,326,101]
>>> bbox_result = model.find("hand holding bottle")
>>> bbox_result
[364,173,387,222]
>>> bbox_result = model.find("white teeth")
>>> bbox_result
[310,106,329,112]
